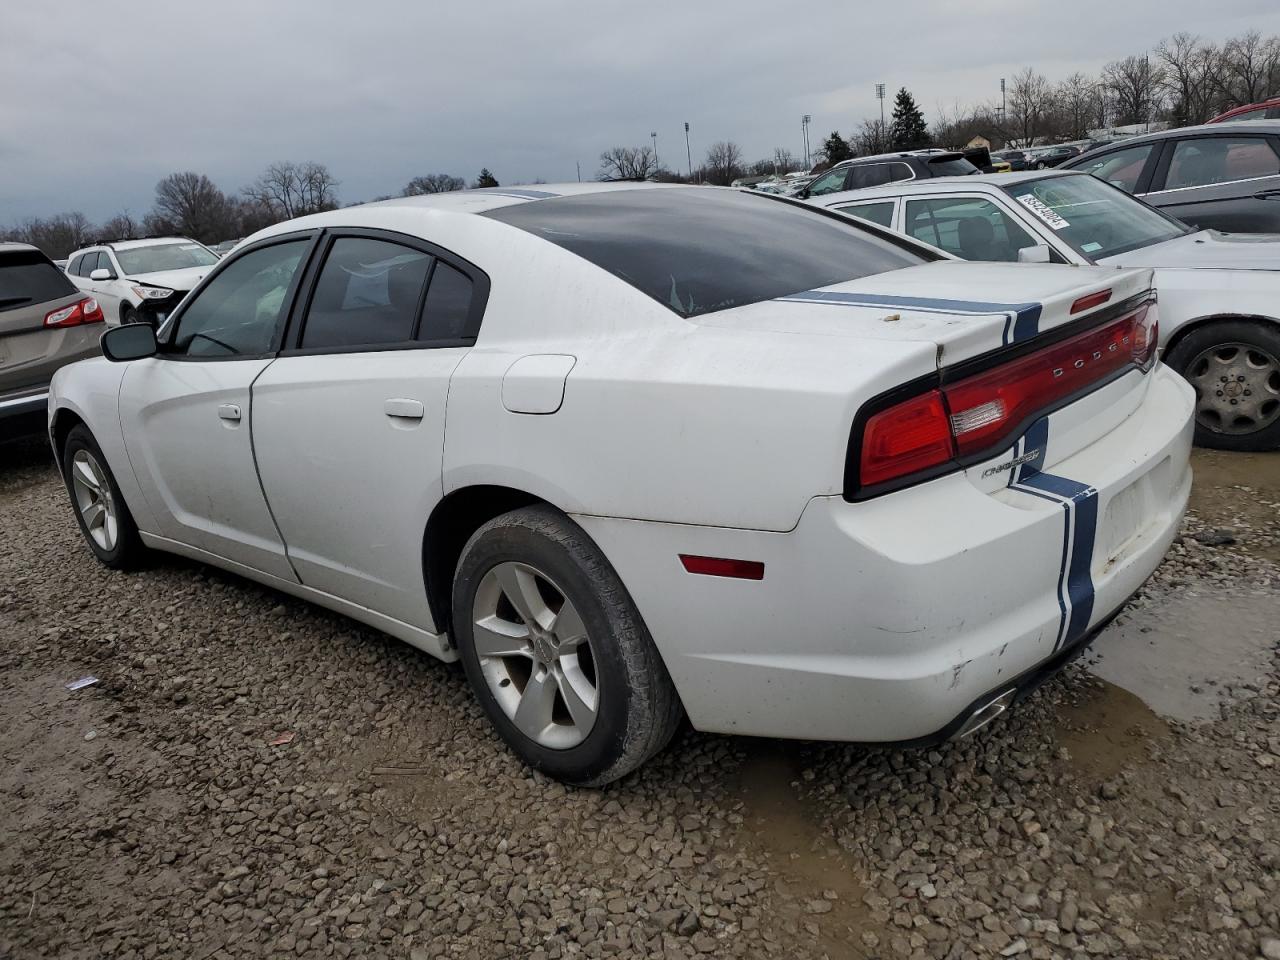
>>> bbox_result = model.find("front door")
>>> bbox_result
[251,233,484,630]
[1145,133,1280,232]
[119,236,313,578]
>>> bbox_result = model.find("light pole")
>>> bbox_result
[1000,77,1006,124]
[684,122,692,179]
[651,131,658,171]
[876,83,886,130]
[801,114,811,168]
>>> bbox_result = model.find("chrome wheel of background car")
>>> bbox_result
[471,561,599,749]
[70,449,118,551]
[1186,341,1280,435]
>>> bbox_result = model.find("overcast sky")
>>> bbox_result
[3,0,1279,223]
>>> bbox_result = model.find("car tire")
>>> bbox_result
[61,424,146,569]
[1165,318,1280,451]
[121,305,142,326]
[451,505,683,786]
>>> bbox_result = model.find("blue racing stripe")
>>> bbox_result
[778,290,1043,343]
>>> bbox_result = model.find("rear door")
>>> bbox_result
[252,230,488,631]
[1143,132,1280,231]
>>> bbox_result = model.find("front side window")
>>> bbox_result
[806,169,848,196]
[904,197,1038,262]
[116,241,218,276]
[1076,143,1156,193]
[485,188,931,318]
[1002,175,1186,260]
[300,238,432,349]
[170,240,307,358]
[836,200,895,228]
[1164,136,1280,190]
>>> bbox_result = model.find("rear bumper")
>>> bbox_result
[573,364,1195,743]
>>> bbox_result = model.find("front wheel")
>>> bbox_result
[121,305,142,325]
[451,506,683,786]
[62,425,146,568]
[1166,319,1280,451]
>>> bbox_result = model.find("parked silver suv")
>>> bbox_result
[1,242,104,438]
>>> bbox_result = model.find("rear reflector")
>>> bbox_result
[1070,289,1112,314]
[679,555,765,580]
[856,300,1156,494]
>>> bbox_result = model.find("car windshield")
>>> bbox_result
[115,242,218,276]
[1001,175,1189,260]
[485,188,932,317]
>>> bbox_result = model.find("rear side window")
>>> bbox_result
[1077,143,1155,193]
[419,261,475,341]
[836,200,895,227]
[848,164,896,190]
[300,238,431,349]
[1165,136,1280,189]
[68,254,85,276]
[926,156,980,177]
[0,248,77,310]
[484,188,930,318]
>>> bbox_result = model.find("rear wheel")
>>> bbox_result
[451,506,682,786]
[1166,319,1280,451]
[62,425,145,568]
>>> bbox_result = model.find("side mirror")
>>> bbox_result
[796,187,810,199]
[1018,244,1052,264]
[100,323,158,362]
[89,268,114,281]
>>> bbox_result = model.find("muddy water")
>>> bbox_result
[732,741,875,957]
[1084,593,1277,723]
[1189,448,1280,562]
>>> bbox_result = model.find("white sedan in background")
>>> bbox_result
[808,170,1280,450]
[49,184,1192,784]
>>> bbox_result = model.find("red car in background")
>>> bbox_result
[1209,97,1280,124]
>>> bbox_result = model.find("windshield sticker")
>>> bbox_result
[1016,194,1070,230]
[1081,241,1102,253]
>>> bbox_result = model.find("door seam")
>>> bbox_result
[248,358,304,584]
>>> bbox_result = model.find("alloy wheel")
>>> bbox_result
[1185,341,1280,436]
[70,449,118,551]
[471,561,599,749]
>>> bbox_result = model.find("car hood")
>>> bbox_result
[124,266,210,290]
[1097,229,1280,270]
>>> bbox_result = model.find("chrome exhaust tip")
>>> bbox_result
[953,689,1017,740]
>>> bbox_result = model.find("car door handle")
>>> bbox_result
[217,403,241,422]
[383,398,424,420]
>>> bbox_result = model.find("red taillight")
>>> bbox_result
[856,302,1156,493]
[679,555,765,580]
[44,298,104,328]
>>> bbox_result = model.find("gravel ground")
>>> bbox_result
[1,435,1278,960]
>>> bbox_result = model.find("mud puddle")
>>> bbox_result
[1189,449,1280,562]
[1084,592,1277,723]
[731,740,875,957]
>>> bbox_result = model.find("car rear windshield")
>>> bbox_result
[116,242,218,276]
[0,248,77,311]
[484,188,932,317]
[928,156,980,176]
[1001,174,1187,260]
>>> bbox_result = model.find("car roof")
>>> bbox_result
[0,241,42,254]
[1074,120,1280,155]
[832,150,963,169]
[809,169,1079,205]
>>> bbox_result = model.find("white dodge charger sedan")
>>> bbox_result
[49,184,1194,784]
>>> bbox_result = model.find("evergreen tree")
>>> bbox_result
[473,168,499,188]
[820,131,852,166]
[889,88,931,150]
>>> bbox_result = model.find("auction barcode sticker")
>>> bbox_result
[1015,194,1070,230]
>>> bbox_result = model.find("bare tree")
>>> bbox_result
[1157,33,1223,125]
[1219,30,1280,106]
[244,161,339,219]
[403,174,465,195]
[1,212,94,259]
[1055,73,1099,141]
[852,118,891,156]
[702,141,743,185]
[154,172,234,242]
[98,211,139,241]
[597,146,658,181]
[773,146,795,172]
[1102,55,1166,127]
[1007,68,1054,146]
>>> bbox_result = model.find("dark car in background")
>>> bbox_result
[797,150,980,198]
[1031,145,1081,168]
[1063,121,1280,233]
[992,149,1032,171]
[1,243,104,438]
